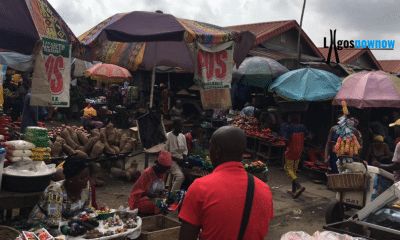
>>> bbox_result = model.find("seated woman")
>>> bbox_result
[367,135,391,165]
[129,151,172,214]
[29,159,95,228]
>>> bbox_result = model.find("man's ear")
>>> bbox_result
[216,148,221,160]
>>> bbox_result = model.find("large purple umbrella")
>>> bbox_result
[85,11,256,107]
[0,0,79,55]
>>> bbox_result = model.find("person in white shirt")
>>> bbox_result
[165,118,187,191]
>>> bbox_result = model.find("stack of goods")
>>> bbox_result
[24,127,50,148]
[24,127,51,162]
[333,101,361,156]
[4,140,34,162]
[83,104,97,118]
[50,123,137,159]
[243,127,286,147]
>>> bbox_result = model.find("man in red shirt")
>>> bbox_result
[178,126,274,240]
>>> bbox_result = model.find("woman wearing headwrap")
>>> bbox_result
[29,159,95,228]
[129,151,174,214]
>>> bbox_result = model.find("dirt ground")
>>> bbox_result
[91,153,336,239]
[46,119,337,239]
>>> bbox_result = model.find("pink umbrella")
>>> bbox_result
[333,71,400,108]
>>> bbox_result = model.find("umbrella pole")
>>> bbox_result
[149,43,158,109]
[168,72,171,110]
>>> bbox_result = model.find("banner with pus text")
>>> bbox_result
[194,41,234,90]
[31,37,71,107]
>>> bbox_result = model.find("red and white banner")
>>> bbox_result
[194,41,234,90]
[31,37,71,107]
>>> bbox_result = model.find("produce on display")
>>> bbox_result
[242,160,267,173]
[230,115,286,147]
[48,124,138,159]
[4,161,56,176]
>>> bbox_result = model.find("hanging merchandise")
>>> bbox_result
[0,64,7,105]
[126,86,140,102]
[333,101,361,156]
[194,41,234,90]
[31,37,71,107]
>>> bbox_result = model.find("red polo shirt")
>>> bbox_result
[179,161,274,240]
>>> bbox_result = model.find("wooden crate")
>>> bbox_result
[136,215,181,240]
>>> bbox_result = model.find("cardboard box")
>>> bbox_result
[136,215,181,240]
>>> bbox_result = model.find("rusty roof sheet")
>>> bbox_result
[227,20,324,59]
[249,49,322,62]
[318,47,382,70]
[378,60,400,74]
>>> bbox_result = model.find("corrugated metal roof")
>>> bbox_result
[227,20,324,59]
[318,47,382,70]
[249,48,322,62]
[378,60,400,74]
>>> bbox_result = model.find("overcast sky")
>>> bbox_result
[49,0,400,60]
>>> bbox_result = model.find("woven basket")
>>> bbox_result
[326,173,369,191]
[0,225,21,239]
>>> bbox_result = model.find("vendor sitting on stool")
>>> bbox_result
[129,151,172,214]
[29,159,95,228]
[165,118,187,191]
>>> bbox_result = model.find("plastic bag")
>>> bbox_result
[280,231,313,240]
[281,231,367,240]
[4,140,35,150]
[6,149,33,157]
[8,156,32,162]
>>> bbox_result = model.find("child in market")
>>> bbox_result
[284,112,310,199]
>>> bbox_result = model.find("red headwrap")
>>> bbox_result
[157,151,172,167]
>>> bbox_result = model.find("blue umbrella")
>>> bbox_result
[232,56,289,88]
[268,68,342,101]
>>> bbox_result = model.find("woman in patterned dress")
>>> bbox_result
[29,159,95,228]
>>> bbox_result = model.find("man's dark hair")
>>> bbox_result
[173,118,182,127]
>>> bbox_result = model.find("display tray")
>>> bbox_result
[60,216,142,240]
[324,220,400,240]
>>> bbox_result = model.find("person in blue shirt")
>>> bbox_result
[20,90,39,133]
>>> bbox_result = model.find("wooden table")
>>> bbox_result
[0,190,42,221]
[256,140,286,166]
[245,136,259,161]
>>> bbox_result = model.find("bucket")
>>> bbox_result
[0,148,5,191]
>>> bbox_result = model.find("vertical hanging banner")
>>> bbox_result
[195,41,234,110]
[31,37,71,107]
[194,41,234,90]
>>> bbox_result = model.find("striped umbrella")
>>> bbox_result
[84,63,132,83]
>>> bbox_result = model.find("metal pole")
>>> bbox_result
[149,42,158,108]
[296,0,307,69]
